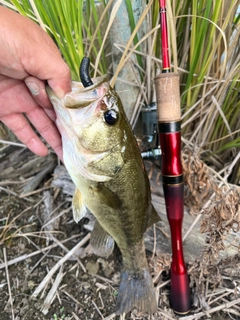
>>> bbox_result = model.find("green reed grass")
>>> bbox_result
[2,0,109,80]
[1,0,239,182]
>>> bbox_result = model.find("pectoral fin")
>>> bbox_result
[72,188,88,223]
[90,183,122,209]
[90,221,115,257]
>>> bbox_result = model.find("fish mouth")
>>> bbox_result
[46,75,109,109]
[64,75,108,109]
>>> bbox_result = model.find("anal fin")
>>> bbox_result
[90,221,115,258]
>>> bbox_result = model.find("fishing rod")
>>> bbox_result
[154,0,191,315]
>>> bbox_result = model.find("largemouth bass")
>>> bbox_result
[47,76,159,315]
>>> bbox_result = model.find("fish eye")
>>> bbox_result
[104,110,118,125]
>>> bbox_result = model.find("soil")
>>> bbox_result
[0,188,121,320]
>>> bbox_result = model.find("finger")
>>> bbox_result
[1,113,49,157]
[24,77,60,122]
[0,77,63,160]
[25,76,52,109]
[43,108,57,122]
[25,104,63,161]
[21,30,72,98]
[0,77,56,121]
[47,65,72,99]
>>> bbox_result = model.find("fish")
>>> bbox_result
[47,75,159,315]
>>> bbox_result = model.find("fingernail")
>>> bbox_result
[25,82,40,95]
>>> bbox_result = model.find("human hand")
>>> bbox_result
[0,6,71,161]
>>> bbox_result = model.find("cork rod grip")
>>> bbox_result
[155,73,181,122]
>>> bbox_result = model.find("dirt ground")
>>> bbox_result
[0,186,123,320]
[0,146,240,320]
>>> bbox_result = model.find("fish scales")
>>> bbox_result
[47,76,159,315]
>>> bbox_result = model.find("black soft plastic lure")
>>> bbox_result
[79,57,93,87]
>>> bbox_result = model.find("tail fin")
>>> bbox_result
[115,269,157,315]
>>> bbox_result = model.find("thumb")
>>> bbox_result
[47,63,72,99]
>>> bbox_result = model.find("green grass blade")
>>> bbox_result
[125,0,144,74]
